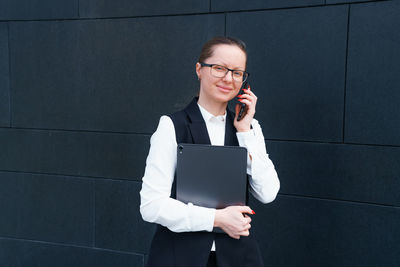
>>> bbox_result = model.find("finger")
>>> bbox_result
[245,210,256,216]
[238,98,251,107]
[239,92,257,106]
[230,234,240,240]
[244,216,252,224]
[239,98,256,112]
[238,93,255,102]
[243,88,254,94]
[240,222,251,231]
[243,215,252,223]
[242,214,252,222]
[234,103,241,118]
[243,89,258,101]
[238,230,250,237]
[238,99,256,116]
[243,87,256,97]
[237,206,253,214]
[240,223,251,232]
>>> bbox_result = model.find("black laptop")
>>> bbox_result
[176,143,248,232]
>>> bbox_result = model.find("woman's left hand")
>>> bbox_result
[234,86,257,132]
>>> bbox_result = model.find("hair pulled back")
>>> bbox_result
[198,36,247,67]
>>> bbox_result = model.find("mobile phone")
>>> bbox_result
[237,81,249,121]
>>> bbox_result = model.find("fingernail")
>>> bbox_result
[237,94,243,97]
[238,99,244,102]
[251,210,256,215]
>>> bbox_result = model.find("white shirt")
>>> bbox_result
[140,103,280,248]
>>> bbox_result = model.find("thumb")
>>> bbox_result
[237,206,255,215]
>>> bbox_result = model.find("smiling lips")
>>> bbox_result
[217,85,233,93]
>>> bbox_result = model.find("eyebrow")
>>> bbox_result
[214,62,245,70]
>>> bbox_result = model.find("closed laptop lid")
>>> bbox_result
[176,143,248,209]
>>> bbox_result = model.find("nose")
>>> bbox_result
[222,70,233,83]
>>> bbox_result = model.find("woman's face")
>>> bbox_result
[196,44,247,104]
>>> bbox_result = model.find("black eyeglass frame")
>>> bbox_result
[199,62,250,83]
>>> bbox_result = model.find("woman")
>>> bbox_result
[140,36,280,267]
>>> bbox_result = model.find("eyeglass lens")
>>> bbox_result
[210,65,247,82]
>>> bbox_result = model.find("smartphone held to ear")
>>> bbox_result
[237,82,250,121]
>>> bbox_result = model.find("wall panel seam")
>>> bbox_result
[0,169,144,183]
[7,22,11,127]
[279,193,400,208]
[224,12,226,36]
[264,138,400,148]
[0,1,393,23]
[0,126,152,136]
[0,125,398,147]
[0,2,371,24]
[92,179,96,248]
[0,12,220,23]
[325,0,391,7]
[77,0,80,18]
[0,236,145,256]
[342,4,351,143]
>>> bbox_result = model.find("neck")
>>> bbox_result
[197,94,228,116]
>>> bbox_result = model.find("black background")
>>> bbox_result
[0,0,399,266]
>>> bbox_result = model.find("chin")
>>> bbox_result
[215,93,236,103]
[201,86,238,104]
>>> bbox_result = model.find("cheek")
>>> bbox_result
[204,76,218,86]
[200,75,216,91]
[233,84,242,92]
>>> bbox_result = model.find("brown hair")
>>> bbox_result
[198,36,247,67]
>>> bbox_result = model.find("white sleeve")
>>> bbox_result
[236,118,280,204]
[139,115,216,232]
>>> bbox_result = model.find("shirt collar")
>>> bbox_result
[197,103,227,122]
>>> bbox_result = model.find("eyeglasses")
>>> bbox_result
[199,62,249,83]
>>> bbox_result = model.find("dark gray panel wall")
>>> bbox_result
[95,179,155,254]
[327,0,375,3]
[10,15,224,133]
[0,0,78,20]
[249,195,400,266]
[227,6,348,142]
[266,141,400,206]
[345,1,400,146]
[2,1,399,266]
[211,0,323,12]
[0,238,143,267]
[0,22,9,127]
[80,0,209,18]
[0,129,148,180]
[0,172,93,246]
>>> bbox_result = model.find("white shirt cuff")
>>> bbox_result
[188,203,216,232]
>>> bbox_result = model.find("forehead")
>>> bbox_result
[208,44,246,69]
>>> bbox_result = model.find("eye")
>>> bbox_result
[233,71,244,77]
[213,65,227,72]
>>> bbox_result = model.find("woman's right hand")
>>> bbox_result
[214,206,254,239]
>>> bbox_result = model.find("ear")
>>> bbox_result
[195,62,202,80]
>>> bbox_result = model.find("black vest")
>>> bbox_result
[146,98,265,267]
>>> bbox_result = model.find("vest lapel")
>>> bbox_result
[184,97,239,146]
[184,97,211,145]
[224,110,239,146]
